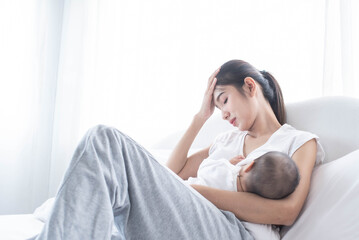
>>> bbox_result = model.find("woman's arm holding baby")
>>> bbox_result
[191,139,317,226]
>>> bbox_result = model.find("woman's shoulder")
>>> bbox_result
[273,123,320,147]
[273,123,325,165]
[278,123,318,138]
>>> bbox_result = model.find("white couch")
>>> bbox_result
[1,96,359,240]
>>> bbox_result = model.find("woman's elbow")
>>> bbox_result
[283,215,296,226]
[282,203,301,226]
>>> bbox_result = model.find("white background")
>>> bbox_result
[0,0,358,214]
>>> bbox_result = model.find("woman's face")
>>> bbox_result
[213,84,257,131]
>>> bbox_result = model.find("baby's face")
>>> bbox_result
[237,163,251,192]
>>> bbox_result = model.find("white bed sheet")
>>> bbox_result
[0,214,43,240]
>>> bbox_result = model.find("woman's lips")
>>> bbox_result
[230,118,236,126]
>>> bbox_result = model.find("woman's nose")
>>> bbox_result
[222,111,229,120]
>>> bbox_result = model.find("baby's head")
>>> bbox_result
[239,151,300,199]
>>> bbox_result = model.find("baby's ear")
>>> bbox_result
[244,161,255,173]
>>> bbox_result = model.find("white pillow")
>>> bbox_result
[33,197,55,222]
[281,149,359,240]
[33,197,120,236]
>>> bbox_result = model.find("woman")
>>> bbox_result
[36,60,324,240]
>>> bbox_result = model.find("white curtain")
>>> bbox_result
[0,0,64,214]
[323,0,359,96]
[0,0,358,214]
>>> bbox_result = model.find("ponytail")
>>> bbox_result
[260,70,286,125]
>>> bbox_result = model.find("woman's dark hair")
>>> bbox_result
[216,60,286,124]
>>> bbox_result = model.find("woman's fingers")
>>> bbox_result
[210,77,217,93]
[207,68,220,90]
[197,67,221,120]
[205,77,217,101]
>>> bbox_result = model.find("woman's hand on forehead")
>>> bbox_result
[197,68,220,120]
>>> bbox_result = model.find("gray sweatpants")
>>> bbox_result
[35,125,253,240]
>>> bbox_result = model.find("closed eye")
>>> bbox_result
[224,98,228,104]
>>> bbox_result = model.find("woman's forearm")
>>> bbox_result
[191,184,294,226]
[166,114,207,174]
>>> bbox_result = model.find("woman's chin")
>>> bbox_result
[237,123,250,132]
[236,124,244,131]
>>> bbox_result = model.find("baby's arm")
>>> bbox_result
[229,155,245,165]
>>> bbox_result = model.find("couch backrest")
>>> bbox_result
[153,96,359,162]
[285,96,359,162]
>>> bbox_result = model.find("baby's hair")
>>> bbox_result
[245,151,300,199]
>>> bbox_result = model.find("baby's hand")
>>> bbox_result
[229,155,245,165]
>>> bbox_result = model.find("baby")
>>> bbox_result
[186,151,300,240]
[187,151,300,197]
[233,151,300,199]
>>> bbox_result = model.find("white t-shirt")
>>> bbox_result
[185,123,325,240]
[208,123,325,166]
